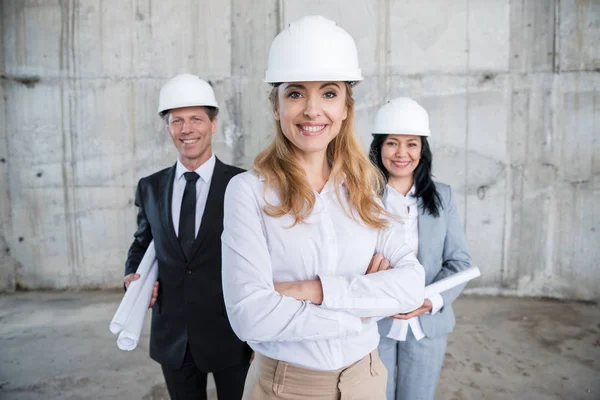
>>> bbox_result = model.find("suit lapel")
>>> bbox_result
[159,163,186,261]
[187,157,228,262]
[417,197,433,263]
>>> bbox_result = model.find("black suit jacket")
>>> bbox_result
[125,157,249,371]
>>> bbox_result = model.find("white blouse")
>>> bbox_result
[383,184,444,342]
[221,172,425,371]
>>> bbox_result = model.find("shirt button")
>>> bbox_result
[185,268,192,275]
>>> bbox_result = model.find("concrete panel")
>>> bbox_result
[2,0,62,77]
[554,177,600,300]
[66,2,107,78]
[507,72,599,300]
[231,0,279,77]
[0,5,16,291]
[389,0,468,75]
[9,186,73,288]
[283,0,380,76]
[509,0,556,72]
[67,79,136,187]
[4,81,66,165]
[551,72,599,300]
[65,1,137,78]
[132,0,232,78]
[556,73,599,183]
[558,0,600,72]
[75,187,135,287]
[506,73,556,293]
[468,0,510,72]
[465,76,510,288]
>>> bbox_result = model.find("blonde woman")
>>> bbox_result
[221,16,425,400]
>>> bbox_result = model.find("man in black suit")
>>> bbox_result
[124,73,250,400]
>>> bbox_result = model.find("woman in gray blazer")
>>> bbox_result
[369,97,472,400]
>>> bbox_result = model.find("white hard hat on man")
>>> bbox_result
[157,73,219,116]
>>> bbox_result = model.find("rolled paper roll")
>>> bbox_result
[117,260,158,351]
[424,266,481,299]
[110,240,156,335]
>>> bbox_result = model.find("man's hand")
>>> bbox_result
[390,299,433,320]
[365,253,391,274]
[124,274,159,309]
[149,281,159,308]
[124,273,140,289]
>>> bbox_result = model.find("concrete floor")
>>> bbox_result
[0,292,598,400]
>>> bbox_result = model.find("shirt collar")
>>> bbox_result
[320,175,345,194]
[385,184,417,204]
[256,171,345,194]
[175,154,216,183]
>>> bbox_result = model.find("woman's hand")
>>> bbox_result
[389,298,432,319]
[365,253,391,274]
[274,280,324,305]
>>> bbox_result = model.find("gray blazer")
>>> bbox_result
[415,182,471,339]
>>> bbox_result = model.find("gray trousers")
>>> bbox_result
[378,319,448,400]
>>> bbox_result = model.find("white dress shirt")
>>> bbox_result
[383,184,444,342]
[222,172,425,371]
[172,154,215,237]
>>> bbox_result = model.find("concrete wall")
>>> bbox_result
[1,0,598,300]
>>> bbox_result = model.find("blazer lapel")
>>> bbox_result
[417,197,433,264]
[159,163,186,261]
[187,158,228,262]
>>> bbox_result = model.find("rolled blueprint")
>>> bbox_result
[424,266,481,298]
[109,240,156,335]
[117,260,158,351]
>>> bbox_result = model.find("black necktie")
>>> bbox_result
[179,172,200,260]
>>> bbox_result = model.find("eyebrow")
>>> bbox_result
[172,114,203,119]
[284,82,341,90]
[386,137,419,142]
[320,82,340,89]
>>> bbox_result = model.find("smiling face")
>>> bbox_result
[274,81,348,157]
[166,106,216,169]
[380,134,422,180]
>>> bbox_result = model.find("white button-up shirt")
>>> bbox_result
[383,184,444,342]
[171,154,215,237]
[222,172,425,371]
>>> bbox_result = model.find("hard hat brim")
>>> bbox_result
[264,70,363,85]
[371,130,431,137]
[157,101,219,116]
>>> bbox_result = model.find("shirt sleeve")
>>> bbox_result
[428,293,444,315]
[221,174,363,344]
[320,219,425,318]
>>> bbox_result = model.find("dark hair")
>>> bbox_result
[369,135,442,217]
[160,106,219,122]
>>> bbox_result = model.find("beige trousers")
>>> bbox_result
[242,349,387,400]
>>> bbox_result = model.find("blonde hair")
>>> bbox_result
[254,82,388,229]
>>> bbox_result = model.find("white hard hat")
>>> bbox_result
[372,97,431,137]
[265,15,363,84]
[157,73,219,115]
